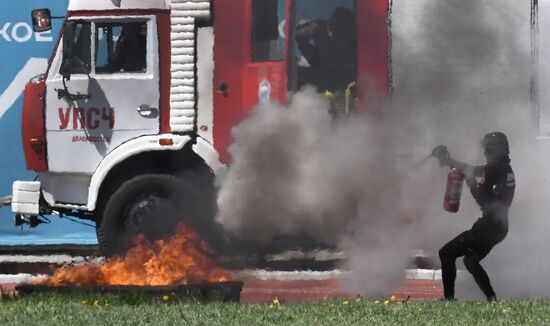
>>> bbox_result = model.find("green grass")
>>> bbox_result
[1,293,550,325]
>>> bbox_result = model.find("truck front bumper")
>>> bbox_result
[11,181,41,215]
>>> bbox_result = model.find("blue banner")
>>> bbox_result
[0,1,97,245]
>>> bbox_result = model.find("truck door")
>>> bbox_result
[213,0,290,163]
[44,18,160,174]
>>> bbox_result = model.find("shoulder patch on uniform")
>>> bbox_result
[506,172,515,187]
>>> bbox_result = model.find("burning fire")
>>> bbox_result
[40,224,231,286]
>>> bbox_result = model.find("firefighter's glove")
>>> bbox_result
[431,145,450,167]
[296,21,318,40]
[296,20,326,40]
[466,177,477,190]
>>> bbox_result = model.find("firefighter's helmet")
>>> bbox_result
[482,132,509,161]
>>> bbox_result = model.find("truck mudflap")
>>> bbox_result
[11,181,41,215]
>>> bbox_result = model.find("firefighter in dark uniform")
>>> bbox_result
[295,7,356,93]
[432,132,515,301]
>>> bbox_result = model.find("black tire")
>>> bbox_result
[97,173,223,257]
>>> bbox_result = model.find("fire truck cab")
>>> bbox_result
[12,0,390,254]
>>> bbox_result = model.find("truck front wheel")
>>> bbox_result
[97,174,221,257]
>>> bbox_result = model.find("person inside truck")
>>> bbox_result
[252,0,282,62]
[295,6,356,93]
[110,23,147,73]
[70,23,92,74]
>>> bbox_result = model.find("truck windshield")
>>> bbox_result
[95,22,147,73]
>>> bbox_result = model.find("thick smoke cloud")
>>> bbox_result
[215,87,411,294]
[216,88,393,244]
[215,0,549,298]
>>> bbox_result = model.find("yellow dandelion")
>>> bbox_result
[273,298,280,305]
[397,301,402,305]
[342,300,350,305]
[355,296,363,303]
[500,308,509,315]
[268,304,274,309]
[93,299,100,308]
[162,295,170,302]
[374,300,381,304]
[476,301,482,305]
[390,295,397,302]
[384,300,390,305]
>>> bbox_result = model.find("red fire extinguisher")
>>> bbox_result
[444,169,464,213]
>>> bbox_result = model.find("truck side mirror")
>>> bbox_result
[60,21,75,80]
[31,9,52,32]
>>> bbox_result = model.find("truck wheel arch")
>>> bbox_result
[88,135,223,212]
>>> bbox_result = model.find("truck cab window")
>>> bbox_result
[64,22,92,74]
[95,22,147,73]
[251,0,285,62]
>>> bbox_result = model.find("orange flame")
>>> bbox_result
[41,224,230,286]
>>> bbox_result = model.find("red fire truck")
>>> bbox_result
[10,0,390,254]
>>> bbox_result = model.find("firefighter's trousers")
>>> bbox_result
[438,218,507,301]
